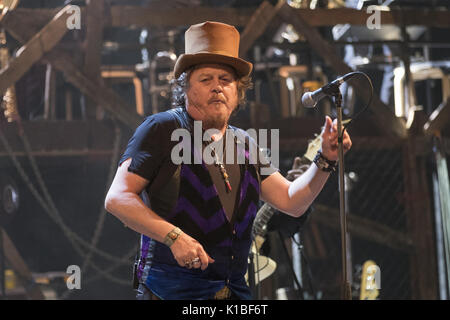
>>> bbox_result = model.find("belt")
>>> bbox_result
[214,286,232,300]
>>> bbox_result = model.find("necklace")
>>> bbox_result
[203,134,232,193]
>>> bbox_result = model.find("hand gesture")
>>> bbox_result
[170,232,215,271]
[320,116,352,161]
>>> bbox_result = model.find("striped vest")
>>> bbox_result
[136,125,261,298]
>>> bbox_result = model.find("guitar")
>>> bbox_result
[252,134,322,250]
[359,260,380,300]
[246,134,322,285]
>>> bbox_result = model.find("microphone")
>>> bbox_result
[301,73,357,108]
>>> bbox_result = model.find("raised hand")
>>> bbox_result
[320,116,352,161]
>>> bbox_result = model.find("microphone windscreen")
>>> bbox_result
[301,92,316,108]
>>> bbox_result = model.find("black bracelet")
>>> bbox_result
[313,151,337,172]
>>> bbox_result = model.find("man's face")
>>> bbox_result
[185,64,239,130]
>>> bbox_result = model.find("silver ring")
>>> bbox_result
[185,257,200,267]
[192,257,200,264]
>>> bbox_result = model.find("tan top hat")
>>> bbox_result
[174,21,253,79]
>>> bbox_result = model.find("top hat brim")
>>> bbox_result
[174,52,253,79]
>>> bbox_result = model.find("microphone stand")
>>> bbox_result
[248,251,257,299]
[332,91,352,300]
[303,71,373,299]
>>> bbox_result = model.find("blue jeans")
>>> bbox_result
[136,283,161,300]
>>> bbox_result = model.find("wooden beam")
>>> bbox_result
[0,9,62,39]
[239,1,279,58]
[402,138,438,299]
[1,228,45,300]
[43,63,57,120]
[84,0,105,120]
[1,11,143,130]
[297,7,450,28]
[0,120,123,159]
[276,1,408,139]
[109,6,254,28]
[65,87,73,121]
[424,98,450,135]
[0,121,403,158]
[7,7,450,28]
[0,6,72,95]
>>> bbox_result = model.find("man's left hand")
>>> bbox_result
[320,116,352,161]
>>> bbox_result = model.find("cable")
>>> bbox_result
[291,235,317,299]
[340,71,374,137]
[277,231,304,300]
[0,125,133,268]
[62,123,125,299]
[80,123,122,275]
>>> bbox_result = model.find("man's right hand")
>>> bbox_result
[170,232,215,271]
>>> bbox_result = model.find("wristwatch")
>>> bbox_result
[163,227,182,247]
[313,151,337,172]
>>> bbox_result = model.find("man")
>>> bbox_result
[104,21,352,300]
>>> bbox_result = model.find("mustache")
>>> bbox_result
[208,95,226,104]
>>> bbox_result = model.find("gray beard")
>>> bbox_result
[202,115,228,130]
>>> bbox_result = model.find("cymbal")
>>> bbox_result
[245,246,277,285]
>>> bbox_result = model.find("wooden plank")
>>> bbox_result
[44,64,56,120]
[239,1,279,58]
[0,119,405,158]
[8,7,450,28]
[0,6,73,95]
[276,2,408,139]
[109,6,254,28]
[1,229,45,300]
[424,98,450,135]
[0,9,61,39]
[402,138,438,299]
[0,117,125,162]
[0,120,124,158]
[298,8,450,28]
[65,88,73,121]
[84,0,105,120]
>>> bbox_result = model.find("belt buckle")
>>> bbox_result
[214,286,231,300]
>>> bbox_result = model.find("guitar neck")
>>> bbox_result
[253,202,277,239]
[252,135,320,247]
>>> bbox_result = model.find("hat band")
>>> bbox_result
[186,50,238,58]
